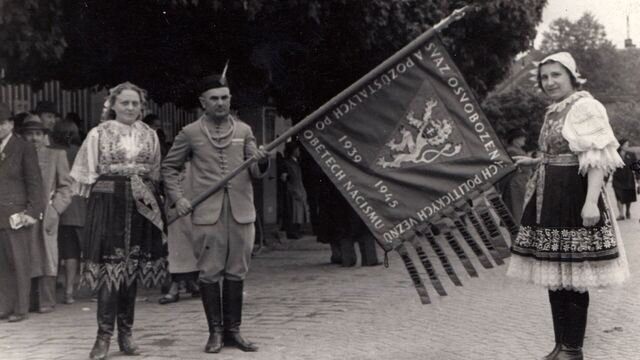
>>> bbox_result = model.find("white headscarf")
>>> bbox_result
[538,52,587,84]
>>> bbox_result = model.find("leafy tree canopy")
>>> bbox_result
[1,0,546,117]
[608,101,640,146]
[487,12,640,149]
[539,12,625,98]
[482,86,549,151]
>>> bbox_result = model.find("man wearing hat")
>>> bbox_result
[162,73,269,353]
[20,115,72,315]
[0,104,44,322]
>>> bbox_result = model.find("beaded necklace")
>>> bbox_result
[202,115,235,149]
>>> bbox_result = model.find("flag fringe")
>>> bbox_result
[395,188,518,303]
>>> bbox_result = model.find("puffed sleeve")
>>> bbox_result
[561,97,624,175]
[70,127,100,197]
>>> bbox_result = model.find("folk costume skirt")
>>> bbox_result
[507,160,629,292]
[82,175,168,291]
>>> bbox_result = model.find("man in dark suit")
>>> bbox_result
[162,74,269,353]
[0,104,44,322]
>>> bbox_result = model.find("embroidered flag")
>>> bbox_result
[299,32,517,303]
[166,6,517,304]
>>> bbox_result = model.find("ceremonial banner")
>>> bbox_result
[170,7,518,304]
[299,34,514,252]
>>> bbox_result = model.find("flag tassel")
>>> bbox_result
[476,203,511,259]
[464,206,505,265]
[437,222,478,278]
[449,213,493,269]
[408,236,447,296]
[485,191,519,239]
[418,228,462,287]
[396,243,431,304]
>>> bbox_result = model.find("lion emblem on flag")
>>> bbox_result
[376,97,462,169]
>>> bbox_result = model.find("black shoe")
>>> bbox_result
[204,332,223,353]
[542,343,560,360]
[187,280,200,298]
[225,331,258,352]
[117,334,140,355]
[38,306,55,314]
[341,259,357,267]
[89,336,110,360]
[158,293,179,305]
[554,344,583,360]
[7,314,26,322]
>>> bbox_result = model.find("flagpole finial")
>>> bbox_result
[434,4,474,31]
[451,5,471,20]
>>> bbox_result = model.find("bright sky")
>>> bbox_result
[535,0,640,48]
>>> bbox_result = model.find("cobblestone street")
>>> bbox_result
[1,206,639,360]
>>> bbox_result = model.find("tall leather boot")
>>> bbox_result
[223,279,258,352]
[542,290,565,360]
[90,285,117,360]
[556,301,588,360]
[117,282,140,355]
[201,282,223,353]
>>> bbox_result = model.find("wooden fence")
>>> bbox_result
[0,80,196,139]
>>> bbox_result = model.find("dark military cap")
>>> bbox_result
[198,74,229,94]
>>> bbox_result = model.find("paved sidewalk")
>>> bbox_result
[1,206,639,360]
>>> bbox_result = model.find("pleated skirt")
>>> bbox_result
[82,175,168,291]
[506,165,629,291]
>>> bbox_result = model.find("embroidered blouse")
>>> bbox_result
[543,91,624,175]
[70,120,161,197]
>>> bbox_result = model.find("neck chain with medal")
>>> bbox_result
[204,115,235,149]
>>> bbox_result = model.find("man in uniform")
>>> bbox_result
[162,74,268,353]
[0,104,44,322]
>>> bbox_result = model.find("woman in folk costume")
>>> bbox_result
[70,82,167,360]
[20,116,73,314]
[506,52,629,360]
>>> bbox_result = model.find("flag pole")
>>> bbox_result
[168,5,474,224]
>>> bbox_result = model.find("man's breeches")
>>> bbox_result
[192,197,255,283]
